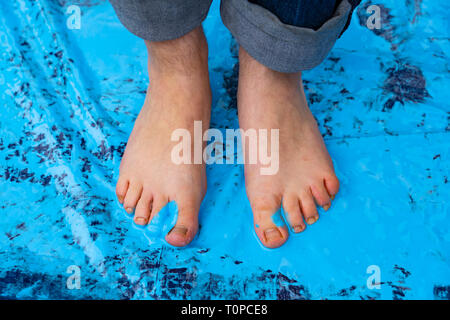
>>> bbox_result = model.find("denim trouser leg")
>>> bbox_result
[221,0,359,72]
[109,0,213,42]
[249,0,340,30]
[110,0,360,72]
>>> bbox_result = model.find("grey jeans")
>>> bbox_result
[110,0,354,72]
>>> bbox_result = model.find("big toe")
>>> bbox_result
[250,196,289,248]
[262,227,288,248]
[165,199,199,247]
[166,225,192,247]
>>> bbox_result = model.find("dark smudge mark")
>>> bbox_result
[382,63,430,111]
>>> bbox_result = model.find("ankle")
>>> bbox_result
[239,47,301,86]
[146,26,209,77]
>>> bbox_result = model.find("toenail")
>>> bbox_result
[264,228,282,241]
[306,216,318,225]
[170,226,188,236]
[323,203,331,211]
[125,207,133,214]
[330,194,335,201]
[293,225,304,233]
[135,217,147,224]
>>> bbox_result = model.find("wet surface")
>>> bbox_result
[0,0,449,299]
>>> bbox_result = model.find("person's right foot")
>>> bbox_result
[116,27,211,247]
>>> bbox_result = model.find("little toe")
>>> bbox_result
[324,174,340,200]
[116,176,129,204]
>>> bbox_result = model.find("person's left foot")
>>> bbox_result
[238,48,340,248]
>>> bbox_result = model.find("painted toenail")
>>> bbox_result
[323,203,331,211]
[264,228,282,241]
[125,207,133,214]
[170,226,188,236]
[293,225,304,233]
[306,216,318,225]
[330,194,335,201]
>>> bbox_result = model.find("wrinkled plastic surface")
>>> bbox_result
[0,0,449,299]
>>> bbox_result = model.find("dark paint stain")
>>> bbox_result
[382,63,430,111]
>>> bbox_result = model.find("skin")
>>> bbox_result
[238,48,339,248]
[116,26,340,248]
[116,27,211,247]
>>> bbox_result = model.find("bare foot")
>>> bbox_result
[116,27,211,247]
[238,48,340,248]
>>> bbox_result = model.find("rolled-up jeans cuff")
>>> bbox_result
[110,0,213,42]
[221,0,352,73]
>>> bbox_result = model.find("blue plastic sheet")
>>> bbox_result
[0,0,449,299]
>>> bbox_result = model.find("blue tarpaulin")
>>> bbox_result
[0,0,449,299]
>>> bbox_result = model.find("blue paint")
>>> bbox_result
[0,0,449,300]
[271,208,286,228]
[144,201,179,246]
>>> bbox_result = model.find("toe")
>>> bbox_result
[282,194,305,233]
[310,183,331,211]
[149,193,169,222]
[122,183,143,213]
[134,191,152,225]
[116,176,129,204]
[300,190,319,225]
[324,174,340,200]
[250,195,289,248]
[165,198,199,247]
